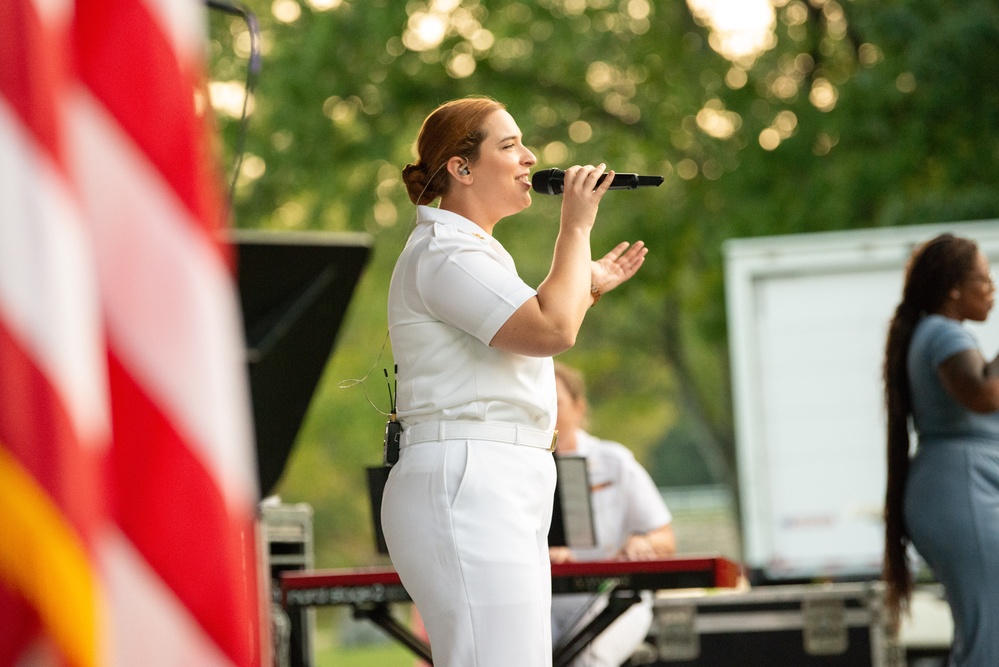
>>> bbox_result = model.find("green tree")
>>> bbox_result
[209,0,999,565]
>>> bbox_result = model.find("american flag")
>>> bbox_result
[0,1,264,665]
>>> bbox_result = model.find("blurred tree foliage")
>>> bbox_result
[208,0,999,566]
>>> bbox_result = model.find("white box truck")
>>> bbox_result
[724,219,999,583]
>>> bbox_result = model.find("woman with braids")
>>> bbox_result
[381,96,647,666]
[883,233,999,666]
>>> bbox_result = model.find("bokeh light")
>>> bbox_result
[687,0,776,64]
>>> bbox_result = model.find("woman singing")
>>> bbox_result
[381,96,647,667]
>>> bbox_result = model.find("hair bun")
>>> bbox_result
[402,162,426,176]
[402,162,437,205]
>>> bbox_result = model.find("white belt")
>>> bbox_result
[401,420,558,452]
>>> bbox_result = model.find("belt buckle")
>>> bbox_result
[549,429,558,453]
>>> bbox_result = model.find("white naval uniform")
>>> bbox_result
[553,430,673,667]
[382,205,558,667]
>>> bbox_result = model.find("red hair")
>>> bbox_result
[401,96,506,205]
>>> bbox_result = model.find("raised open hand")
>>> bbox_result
[591,241,648,296]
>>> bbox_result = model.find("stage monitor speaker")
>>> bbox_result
[233,230,372,496]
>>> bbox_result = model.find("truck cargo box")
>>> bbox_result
[724,220,999,582]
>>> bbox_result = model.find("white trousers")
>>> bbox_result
[381,437,557,667]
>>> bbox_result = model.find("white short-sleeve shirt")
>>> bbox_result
[388,205,556,430]
[563,430,673,561]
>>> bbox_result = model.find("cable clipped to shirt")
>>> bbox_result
[383,365,401,466]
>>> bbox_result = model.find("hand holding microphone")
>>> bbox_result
[532,167,664,195]
[554,164,617,233]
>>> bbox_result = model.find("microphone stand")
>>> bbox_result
[205,0,262,212]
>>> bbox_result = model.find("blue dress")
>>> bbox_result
[905,314,999,666]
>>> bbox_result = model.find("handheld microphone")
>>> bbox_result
[531,168,664,195]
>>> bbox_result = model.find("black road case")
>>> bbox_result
[643,582,904,666]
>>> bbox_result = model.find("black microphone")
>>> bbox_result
[531,168,664,195]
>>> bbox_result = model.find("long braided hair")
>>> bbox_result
[882,233,979,627]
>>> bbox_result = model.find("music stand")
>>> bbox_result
[549,455,597,548]
[233,229,372,496]
[367,466,391,554]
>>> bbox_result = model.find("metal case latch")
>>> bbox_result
[654,603,699,660]
[802,597,848,655]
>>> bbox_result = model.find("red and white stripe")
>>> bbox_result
[1,1,109,665]
[1,0,264,664]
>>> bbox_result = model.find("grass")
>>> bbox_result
[308,607,424,667]
[313,642,418,667]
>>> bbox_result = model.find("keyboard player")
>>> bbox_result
[550,363,676,667]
